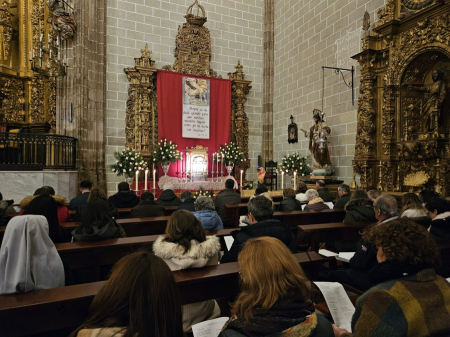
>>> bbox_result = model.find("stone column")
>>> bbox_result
[56,0,107,190]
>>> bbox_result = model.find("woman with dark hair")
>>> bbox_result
[400,192,428,218]
[254,183,268,196]
[72,188,119,222]
[419,189,441,205]
[426,198,450,241]
[332,218,450,337]
[71,198,125,242]
[23,195,71,243]
[70,251,184,337]
[220,237,333,337]
[153,210,221,333]
[278,187,302,211]
[343,190,376,223]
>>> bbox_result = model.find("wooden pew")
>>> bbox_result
[67,206,178,218]
[0,252,328,337]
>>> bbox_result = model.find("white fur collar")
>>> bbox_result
[153,235,220,260]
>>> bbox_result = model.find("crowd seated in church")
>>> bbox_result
[328,194,399,291]
[68,180,93,210]
[0,192,14,226]
[334,184,351,209]
[419,188,442,205]
[193,196,223,230]
[71,198,126,242]
[332,218,450,337]
[0,215,65,294]
[153,210,221,332]
[130,191,164,218]
[426,198,450,241]
[278,187,302,212]
[219,237,333,337]
[70,251,184,337]
[295,181,308,202]
[367,188,381,203]
[214,178,241,227]
[303,189,330,211]
[177,191,196,212]
[156,184,182,207]
[108,182,140,209]
[72,188,120,222]
[343,190,376,223]
[19,186,71,223]
[221,195,297,264]
[400,192,428,218]
[315,180,334,202]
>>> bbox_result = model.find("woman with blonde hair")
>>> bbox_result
[220,237,333,337]
[400,192,428,218]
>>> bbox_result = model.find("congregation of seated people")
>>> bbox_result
[2,183,450,337]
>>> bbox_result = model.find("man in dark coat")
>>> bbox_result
[220,196,297,264]
[316,180,334,202]
[68,180,93,210]
[108,182,140,209]
[177,191,196,212]
[214,179,241,227]
[130,192,164,218]
[156,184,182,207]
[334,184,351,209]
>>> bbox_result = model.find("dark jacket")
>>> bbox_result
[130,200,165,218]
[156,189,182,207]
[318,187,334,202]
[72,202,119,222]
[0,200,14,227]
[334,193,351,209]
[221,219,298,264]
[193,210,224,230]
[303,199,330,211]
[343,198,377,223]
[214,188,241,227]
[430,212,450,242]
[108,191,140,209]
[278,196,302,212]
[68,192,90,210]
[177,198,196,212]
[71,218,126,242]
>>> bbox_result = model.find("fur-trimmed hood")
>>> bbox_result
[345,198,374,211]
[308,197,324,205]
[19,195,67,209]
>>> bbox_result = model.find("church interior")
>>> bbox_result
[1,0,450,336]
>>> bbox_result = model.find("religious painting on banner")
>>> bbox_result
[182,77,210,139]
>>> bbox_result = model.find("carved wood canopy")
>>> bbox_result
[352,0,450,196]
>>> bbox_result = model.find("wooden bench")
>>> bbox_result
[67,206,178,218]
[0,252,328,337]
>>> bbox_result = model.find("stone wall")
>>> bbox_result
[273,0,385,185]
[105,0,264,195]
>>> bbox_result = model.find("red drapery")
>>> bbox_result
[157,70,231,177]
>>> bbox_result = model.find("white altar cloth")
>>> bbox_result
[158,175,238,190]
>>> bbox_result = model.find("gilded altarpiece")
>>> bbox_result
[124,0,252,178]
[353,0,450,196]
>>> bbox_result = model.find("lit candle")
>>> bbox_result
[29,51,31,60]
[281,171,284,189]
[240,169,243,191]
[294,171,297,189]
[180,152,183,177]
[56,36,59,46]
[33,49,35,58]
[153,169,156,189]
[145,169,148,189]
[135,170,139,190]
[49,49,52,59]
[40,34,43,43]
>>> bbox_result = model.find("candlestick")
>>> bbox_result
[144,169,148,190]
[281,171,284,190]
[29,51,31,60]
[294,171,297,189]
[49,49,52,59]
[40,34,43,43]
[153,169,156,190]
[240,169,243,194]
[33,49,35,58]
[56,36,59,46]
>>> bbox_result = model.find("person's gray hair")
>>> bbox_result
[163,184,174,191]
[180,191,192,202]
[247,195,274,222]
[374,194,398,217]
[305,189,319,200]
[338,184,350,194]
[194,196,215,211]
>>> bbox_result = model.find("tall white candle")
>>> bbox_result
[135,170,139,191]
[281,171,284,189]
[294,171,297,189]
[153,169,156,189]
[240,170,243,190]
[144,169,148,189]
[180,152,183,176]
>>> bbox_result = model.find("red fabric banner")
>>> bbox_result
[157,70,231,177]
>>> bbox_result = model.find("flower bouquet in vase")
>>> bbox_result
[218,142,245,177]
[277,153,311,187]
[193,187,215,199]
[111,147,148,186]
[153,138,182,176]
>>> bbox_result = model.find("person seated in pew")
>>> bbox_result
[366,189,380,203]
[334,184,351,209]
[219,237,333,337]
[153,210,221,333]
[68,180,93,210]
[426,198,450,241]
[23,195,71,243]
[71,198,126,242]
[343,190,376,223]
[278,187,302,212]
[400,192,428,218]
[0,215,65,294]
[303,189,330,211]
[327,194,399,291]
[0,191,14,226]
[315,180,334,202]
[72,188,120,222]
[295,181,308,202]
[221,196,297,264]
[130,191,164,218]
[108,182,140,209]
[254,183,268,196]
[156,183,182,207]
[214,178,241,227]
[20,186,72,223]
[177,191,196,212]
[193,196,224,230]
[419,188,442,206]
[70,251,184,337]
[332,218,450,337]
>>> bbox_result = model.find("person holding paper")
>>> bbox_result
[219,237,333,337]
[153,210,221,333]
[332,218,450,337]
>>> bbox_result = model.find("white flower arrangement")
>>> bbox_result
[277,153,311,176]
[153,138,181,165]
[111,147,148,178]
[217,142,245,165]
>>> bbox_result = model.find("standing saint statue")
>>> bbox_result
[300,109,333,169]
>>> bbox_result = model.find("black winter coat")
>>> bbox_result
[130,200,165,218]
[343,198,377,223]
[278,196,302,212]
[156,190,182,207]
[177,198,196,212]
[220,219,298,264]
[430,215,450,241]
[214,188,241,227]
[318,187,334,202]
[68,192,90,210]
[108,191,140,208]
[334,193,351,209]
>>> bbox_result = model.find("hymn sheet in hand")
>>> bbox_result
[192,317,229,337]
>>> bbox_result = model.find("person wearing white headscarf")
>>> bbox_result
[0,215,65,294]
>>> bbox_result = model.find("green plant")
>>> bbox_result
[242,181,253,190]
[217,142,245,164]
[111,147,147,178]
[152,138,182,165]
[278,153,311,176]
